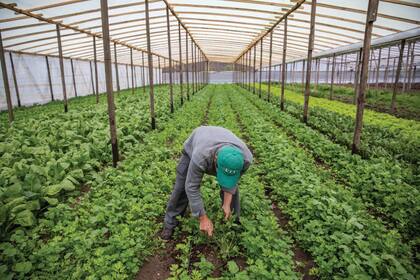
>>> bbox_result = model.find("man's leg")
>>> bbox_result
[163,152,190,231]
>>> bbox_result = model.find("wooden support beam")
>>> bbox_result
[166,6,174,111]
[100,0,119,167]
[56,24,68,112]
[178,22,184,104]
[0,32,14,123]
[93,36,99,103]
[70,58,78,97]
[280,17,288,110]
[114,42,120,92]
[352,0,380,154]
[303,0,317,123]
[329,53,336,99]
[390,39,405,112]
[145,0,156,129]
[259,38,263,98]
[8,52,21,107]
[253,44,257,94]
[46,56,54,101]
[185,32,190,100]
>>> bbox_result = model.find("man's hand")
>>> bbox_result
[222,191,233,220]
[199,215,214,237]
[222,204,231,220]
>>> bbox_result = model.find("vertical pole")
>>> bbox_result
[46,56,54,101]
[253,44,257,93]
[391,39,405,112]
[145,0,156,128]
[325,56,330,84]
[178,23,184,105]
[126,64,129,88]
[301,59,305,93]
[407,42,415,90]
[100,0,119,167]
[303,0,317,123]
[130,48,134,94]
[280,17,287,111]
[343,54,348,84]
[70,59,77,97]
[158,56,161,85]
[93,36,99,103]
[166,7,174,111]
[191,39,195,94]
[248,50,251,91]
[329,54,336,100]
[9,52,21,107]
[0,32,14,123]
[194,45,198,92]
[315,58,320,94]
[185,32,190,100]
[352,0,380,154]
[259,38,263,98]
[384,46,391,88]
[114,42,120,92]
[56,25,68,112]
[353,49,362,104]
[267,31,273,102]
[402,42,411,92]
[375,47,382,88]
[142,51,146,94]
[90,60,95,94]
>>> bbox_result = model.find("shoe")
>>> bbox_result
[161,227,174,240]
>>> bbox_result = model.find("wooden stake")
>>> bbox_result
[70,58,77,97]
[391,39,405,112]
[8,52,21,107]
[253,44,256,93]
[46,55,54,101]
[166,6,174,111]
[0,32,14,123]
[280,17,287,110]
[114,42,120,92]
[259,38,263,98]
[178,22,184,105]
[145,0,156,128]
[100,0,119,167]
[352,0,380,154]
[56,24,68,112]
[303,0,317,123]
[185,32,190,100]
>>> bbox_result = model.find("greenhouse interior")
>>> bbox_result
[0,0,419,279]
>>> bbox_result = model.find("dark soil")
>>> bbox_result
[189,244,225,277]
[136,241,177,280]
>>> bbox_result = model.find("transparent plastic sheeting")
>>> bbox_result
[0,51,160,111]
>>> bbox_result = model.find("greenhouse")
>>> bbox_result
[0,0,419,279]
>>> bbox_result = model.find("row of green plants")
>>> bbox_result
[255,83,420,168]
[242,88,419,240]
[0,85,178,238]
[282,83,420,120]
[0,85,209,279]
[229,85,417,279]
[169,87,301,279]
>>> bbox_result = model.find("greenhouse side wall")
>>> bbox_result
[0,51,159,111]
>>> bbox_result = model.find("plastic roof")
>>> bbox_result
[0,0,419,67]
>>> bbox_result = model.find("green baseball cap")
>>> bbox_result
[216,146,244,189]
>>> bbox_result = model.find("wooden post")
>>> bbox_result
[0,32,14,123]
[353,48,362,104]
[384,46,391,88]
[56,24,68,112]
[352,0,380,154]
[329,54,336,100]
[259,38,263,98]
[267,31,273,102]
[402,42,411,92]
[178,22,184,105]
[114,42,120,92]
[89,60,95,94]
[100,0,119,167]
[130,48,134,94]
[253,45,257,93]
[391,39,405,112]
[126,64,129,88]
[191,39,195,94]
[46,56,54,101]
[343,54,348,84]
[70,59,77,97]
[145,0,156,128]
[325,57,330,84]
[315,58,320,94]
[407,42,415,90]
[93,36,99,103]
[166,6,174,111]
[248,50,252,91]
[280,17,287,111]
[194,44,198,92]
[375,47,382,88]
[303,0,317,123]
[301,59,305,93]
[9,52,21,107]
[158,56,161,85]
[142,51,146,94]
[185,32,190,100]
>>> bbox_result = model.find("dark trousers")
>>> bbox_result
[164,152,240,229]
